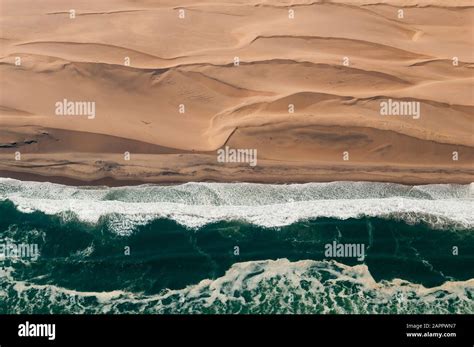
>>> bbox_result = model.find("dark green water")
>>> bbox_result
[1,199,473,314]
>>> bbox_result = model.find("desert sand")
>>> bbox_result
[0,0,473,185]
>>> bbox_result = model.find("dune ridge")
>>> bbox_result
[0,0,473,184]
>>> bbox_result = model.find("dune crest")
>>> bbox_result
[0,0,473,184]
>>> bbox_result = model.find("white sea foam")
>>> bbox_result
[0,178,472,234]
[2,259,473,314]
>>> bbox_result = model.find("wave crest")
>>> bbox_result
[2,259,473,314]
[0,178,472,234]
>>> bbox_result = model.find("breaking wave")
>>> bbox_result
[0,178,472,234]
[2,259,473,314]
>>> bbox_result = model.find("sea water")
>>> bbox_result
[0,178,472,314]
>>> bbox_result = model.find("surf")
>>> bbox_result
[0,178,472,234]
[2,259,473,314]
[1,179,473,314]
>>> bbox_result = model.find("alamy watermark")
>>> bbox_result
[0,240,39,261]
[55,98,96,119]
[325,241,365,261]
[217,146,257,167]
[18,322,55,341]
[380,99,420,119]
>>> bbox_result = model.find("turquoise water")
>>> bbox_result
[0,179,473,314]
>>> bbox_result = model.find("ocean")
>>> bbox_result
[0,178,473,314]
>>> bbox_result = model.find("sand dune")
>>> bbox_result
[0,0,473,184]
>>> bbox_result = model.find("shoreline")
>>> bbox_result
[1,169,472,187]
